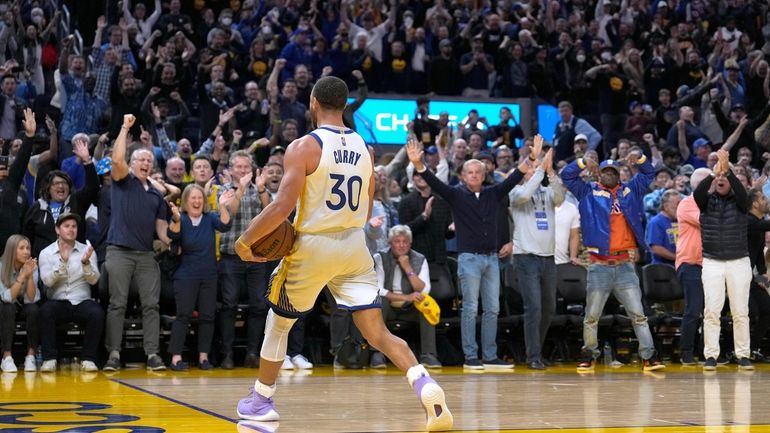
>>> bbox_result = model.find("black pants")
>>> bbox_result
[169,278,217,356]
[381,300,437,356]
[1,302,39,353]
[750,284,770,351]
[40,299,103,362]
[678,264,704,357]
[325,289,362,351]
[218,254,267,355]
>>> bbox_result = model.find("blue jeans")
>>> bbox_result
[677,264,703,357]
[514,254,557,363]
[584,263,655,360]
[457,252,500,361]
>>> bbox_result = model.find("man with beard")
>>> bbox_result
[562,150,665,372]
[234,76,453,431]
[696,150,753,371]
[293,64,313,107]
[164,157,186,189]
[235,81,268,140]
[746,188,770,363]
[262,162,283,198]
[108,76,142,139]
[429,39,461,96]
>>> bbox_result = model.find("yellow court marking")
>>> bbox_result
[0,370,235,432]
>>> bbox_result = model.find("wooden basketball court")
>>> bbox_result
[2,363,770,432]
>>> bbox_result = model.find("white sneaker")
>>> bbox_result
[23,355,36,372]
[280,356,295,370]
[80,360,98,372]
[291,355,313,369]
[1,356,17,373]
[40,360,57,373]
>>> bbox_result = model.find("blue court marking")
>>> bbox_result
[110,379,236,424]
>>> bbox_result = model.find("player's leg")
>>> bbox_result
[352,308,453,432]
[238,236,330,421]
[351,307,416,370]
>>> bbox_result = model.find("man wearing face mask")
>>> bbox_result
[562,151,665,372]
[695,149,754,371]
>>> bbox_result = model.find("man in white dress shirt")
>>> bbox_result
[38,212,103,372]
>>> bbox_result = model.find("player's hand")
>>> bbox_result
[235,238,268,262]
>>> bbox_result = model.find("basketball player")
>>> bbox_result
[233,76,453,431]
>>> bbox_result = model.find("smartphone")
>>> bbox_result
[0,155,8,169]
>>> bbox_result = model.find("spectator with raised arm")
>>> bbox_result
[103,114,170,372]
[216,151,270,369]
[509,147,564,370]
[0,108,35,249]
[406,135,535,370]
[122,0,162,45]
[23,135,98,258]
[561,148,665,372]
[166,185,234,371]
[696,149,753,371]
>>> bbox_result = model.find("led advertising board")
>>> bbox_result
[349,98,522,146]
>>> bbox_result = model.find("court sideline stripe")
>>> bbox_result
[110,378,237,424]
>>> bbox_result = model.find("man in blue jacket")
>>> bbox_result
[561,151,665,372]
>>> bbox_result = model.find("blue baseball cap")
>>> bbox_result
[693,138,711,149]
[425,145,438,155]
[599,159,621,173]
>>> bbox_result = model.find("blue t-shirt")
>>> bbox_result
[168,212,231,280]
[107,173,167,252]
[645,213,678,266]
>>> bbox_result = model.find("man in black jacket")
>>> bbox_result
[746,188,770,362]
[406,136,541,370]
[695,149,753,371]
[0,109,36,249]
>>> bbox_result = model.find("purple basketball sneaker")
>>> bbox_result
[236,388,280,422]
[413,376,453,431]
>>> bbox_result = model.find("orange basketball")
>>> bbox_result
[250,220,296,261]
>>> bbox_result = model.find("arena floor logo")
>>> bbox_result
[0,402,164,432]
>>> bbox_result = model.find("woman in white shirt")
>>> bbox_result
[0,234,40,372]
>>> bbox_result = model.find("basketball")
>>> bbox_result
[250,220,296,261]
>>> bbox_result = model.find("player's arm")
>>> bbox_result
[367,145,375,221]
[235,136,318,261]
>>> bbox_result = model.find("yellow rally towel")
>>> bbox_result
[413,294,440,326]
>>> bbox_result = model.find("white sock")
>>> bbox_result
[407,364,430,387]
[110,351,120,360]
[255,380,276,398]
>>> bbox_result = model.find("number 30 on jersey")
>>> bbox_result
[326,173,363,211]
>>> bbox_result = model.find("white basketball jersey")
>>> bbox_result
[294,125,372,234]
